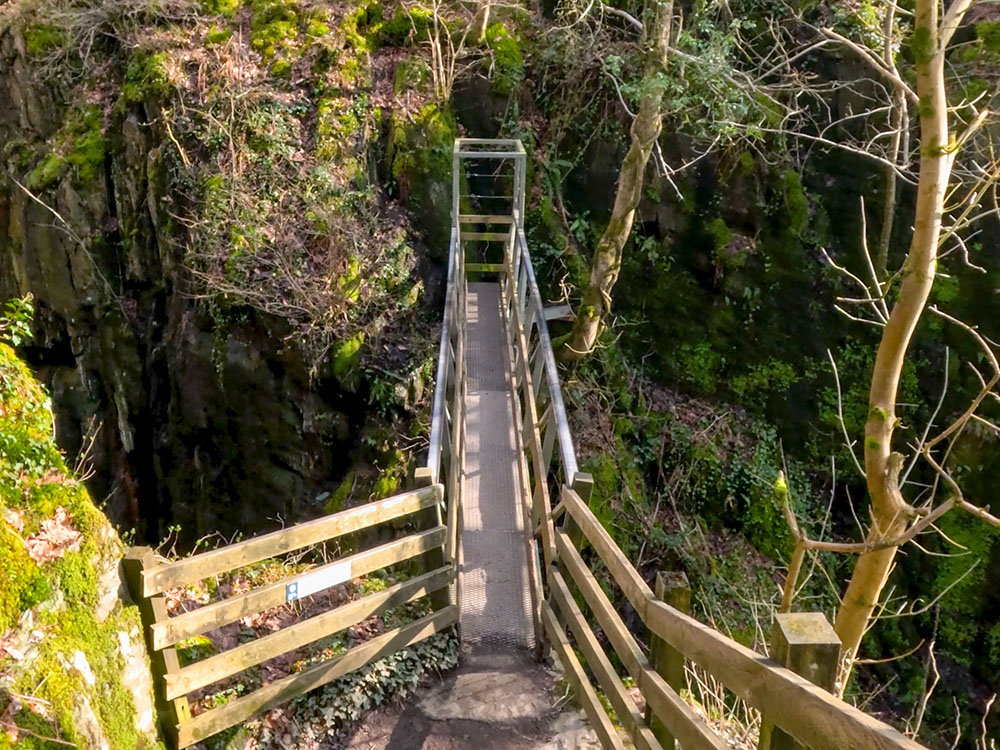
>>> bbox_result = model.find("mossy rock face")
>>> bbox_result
[388,103,457,255]
[484,22,524,95]
[0,344,160,750]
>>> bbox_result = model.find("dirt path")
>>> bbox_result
[336,645,601,749]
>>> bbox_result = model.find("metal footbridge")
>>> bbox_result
[127,140,929,750]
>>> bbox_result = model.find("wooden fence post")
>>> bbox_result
[413,467,452,615]
[647,571,691,749]
[122,547,190,748]
[758,612,841,750]
[564,472,594,550]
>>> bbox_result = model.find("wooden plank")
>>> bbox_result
[466,263,506,273]
[144,486,442,595]
[460,232,510,242]
[543,304,574,321]
[557,491,927,750]
[562,487,655,617]
[458,214,514,224]
[644,599,925,750]
[648,572,691,750]
[176,606,458,747]
[164,565,453,700]
[554,532,727,750]
[549,571,661,750]
[152,527,447,649]
[541,602,626,750]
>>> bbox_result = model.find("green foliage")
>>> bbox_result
[484,22,524,95]
[177,634,217,666]
[934,512,1000,667]
[205,25,234,45]
[677,341,724,395]
[977,21,1000,53]
[244,631,459,746]
[0,296,34,347]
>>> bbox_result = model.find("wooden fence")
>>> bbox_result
[125,473,457,748]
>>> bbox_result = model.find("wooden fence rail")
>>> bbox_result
[125,483,455,748]
[543,485,929,750]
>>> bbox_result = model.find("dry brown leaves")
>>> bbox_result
[24,507,82,564]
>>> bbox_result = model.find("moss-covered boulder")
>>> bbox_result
[0,343,160,750]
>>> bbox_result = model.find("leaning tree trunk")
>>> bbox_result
[561,0,672,361]
[833,0,955,686]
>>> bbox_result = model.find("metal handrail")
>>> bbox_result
[426,226,459,483]
[512,223,580,485]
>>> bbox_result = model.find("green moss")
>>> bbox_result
[782,169,808,237]
[205,25,234,45]
[864,436,880,451]
[484,22,523,95]
[271,57,292,77]
[705,217,732,252]
[379,7,430,46]
[23,23,64,57]
[388,103,456,252]
[122,51,172,103]
[393,58,431,95]
[26,152,67,189]
[177,635,217,666]
[1,342,153,749]
[65,106,105,183]
[918,94,935,119]
[325,472,355,513]
[202,0,240,16]
[251,0,300,59]
[333,332,365,381]
[976,21,1000,53]
[910,26,935,66]
[868,405,890,423]
[306,19,331,37]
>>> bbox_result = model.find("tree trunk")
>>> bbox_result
[560,0,672,362]
[470,1,490,44]
[833,0,954,687]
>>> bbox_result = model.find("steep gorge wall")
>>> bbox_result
[0,3,439,544]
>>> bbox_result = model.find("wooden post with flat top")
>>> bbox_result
[564,472,594,550]
[122,547,191,748]
[647,570,691,749]
[414,467,452,613]
[758,612,841,750]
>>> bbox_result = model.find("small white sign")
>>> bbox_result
[285,560,352,603]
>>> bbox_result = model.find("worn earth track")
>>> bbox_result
[338,645,599,749]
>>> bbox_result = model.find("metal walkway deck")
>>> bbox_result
[460,283,534,647]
